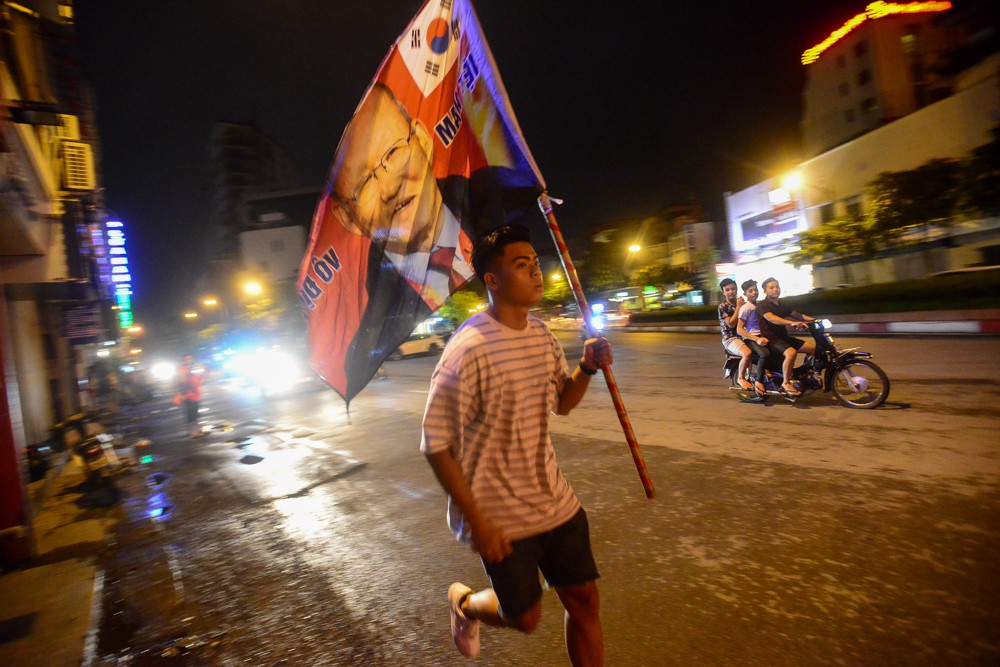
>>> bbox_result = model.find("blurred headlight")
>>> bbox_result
[236,349,299,393]
[151,362,176,381]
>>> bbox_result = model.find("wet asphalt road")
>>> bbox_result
[93,332,1000,666]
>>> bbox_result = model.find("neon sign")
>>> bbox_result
[802,1,952,65]
[104,219,134,330]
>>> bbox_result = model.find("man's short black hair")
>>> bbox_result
[471,224,532,282]
[741,279,757,293]
[761,276,778,290]
[719,278,736,290]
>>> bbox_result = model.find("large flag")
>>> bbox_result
[298,0,545,403]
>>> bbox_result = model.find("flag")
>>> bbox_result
[298,0,545,403]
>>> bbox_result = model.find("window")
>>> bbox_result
[845,196,863,220]
[901,34,917,53]
[857,69,871,86]
[861,97,877,115]
[839,82,850,96]
[269,240,285,252]
[844,108,855,123]
[853,40,867,58]
[820,203,836,224]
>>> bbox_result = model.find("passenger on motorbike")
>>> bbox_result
[736,280,769,395]
[757,277,816,397]
[717,278,753,390]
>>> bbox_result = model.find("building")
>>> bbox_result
[801,1,957,157]
[724,0,999,293]
[588,202,718,310]
[238,187,320,284]
[0,0,115,565]
[194,124,301,330]
[204,122,298,262]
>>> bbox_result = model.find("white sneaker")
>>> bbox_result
[448,582,480,658]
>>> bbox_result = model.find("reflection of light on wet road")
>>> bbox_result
[242,446,313,498]
[272,487,369,616]
[274,488,337,542]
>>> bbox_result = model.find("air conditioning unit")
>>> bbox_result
[55,114,80,141]
[62,141,95,190]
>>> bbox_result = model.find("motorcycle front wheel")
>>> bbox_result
[832,360,890,409]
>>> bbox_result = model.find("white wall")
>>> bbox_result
[724,56,1000,288]
[797,55,1000,214]
[237,225,306,283]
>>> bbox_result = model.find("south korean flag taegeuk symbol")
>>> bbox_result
[398,0,461,97]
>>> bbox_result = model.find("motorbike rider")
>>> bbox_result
[717,278,754,390]
[736,279,769,395]
[757,277,815,397]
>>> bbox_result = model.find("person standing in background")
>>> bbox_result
[175,355,203,438]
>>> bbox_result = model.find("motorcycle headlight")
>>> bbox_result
[820,319,832,330]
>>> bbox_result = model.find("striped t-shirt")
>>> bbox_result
[420,312,581,544]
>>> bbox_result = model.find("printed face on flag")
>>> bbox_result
[331,85,442,257]
[299,0,546,404]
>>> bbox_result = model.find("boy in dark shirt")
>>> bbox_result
[757,277,815,396]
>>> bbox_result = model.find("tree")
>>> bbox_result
[868,158,963,237]
[632,262,693,290]
[438,283,487,326]
[960,122,1000,218]
[789,217,882,284]
[691,248,721,293]
[543,272,572,307]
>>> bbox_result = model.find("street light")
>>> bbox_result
[184,311,198,320]
[628,244,641,254]
[243,280,262,297]
[202,297,219,307]
[781,171,803,192]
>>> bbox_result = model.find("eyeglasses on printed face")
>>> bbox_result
[349,129,414,209]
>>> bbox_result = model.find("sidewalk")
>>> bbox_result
[0,452,117,667]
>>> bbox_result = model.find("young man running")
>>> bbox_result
[421,224,610,665]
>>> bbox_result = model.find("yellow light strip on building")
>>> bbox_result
[801,1,952,65]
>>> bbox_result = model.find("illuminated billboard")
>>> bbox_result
[725,179,808,254]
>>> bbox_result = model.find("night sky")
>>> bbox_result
[72,0,863,327]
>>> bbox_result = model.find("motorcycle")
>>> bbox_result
[723,319,890,409]
[54,412,121,503]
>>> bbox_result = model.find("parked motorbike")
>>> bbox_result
[53,412,120,503]
[723,319,890,409]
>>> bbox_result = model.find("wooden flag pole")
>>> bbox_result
[538,193,655,499]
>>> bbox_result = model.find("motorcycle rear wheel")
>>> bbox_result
[731,366,768,403]
[832,360,890,409]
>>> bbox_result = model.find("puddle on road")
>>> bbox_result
[146,491,174,522]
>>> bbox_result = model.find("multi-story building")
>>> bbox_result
[801,1,958,157]
[724,0,999,293]
[0,0,114,565]
[237,187,320,293]
[205,122,298,262]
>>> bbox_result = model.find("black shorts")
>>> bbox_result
[768,336,804,356]
[482,508,600,622]
[184,399,199,423]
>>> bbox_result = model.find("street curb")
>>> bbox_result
[616,310,1000,336]
[618,321,1000,335]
